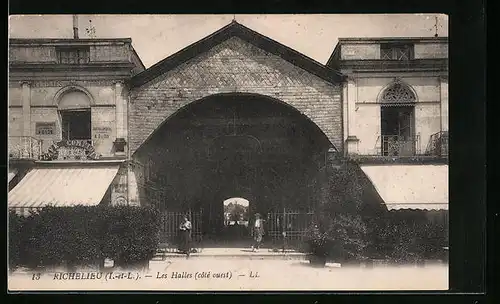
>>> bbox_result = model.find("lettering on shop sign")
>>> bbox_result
[41,140,100,161]
[93,127,112,140]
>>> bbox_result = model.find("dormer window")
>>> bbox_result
[57,47,90,64]
[380,43,414,60]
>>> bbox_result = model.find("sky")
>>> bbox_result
[9,14,448,68]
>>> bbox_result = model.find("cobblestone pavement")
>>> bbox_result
[9,258,448,291]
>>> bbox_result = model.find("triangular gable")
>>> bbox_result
[129,21,345,87]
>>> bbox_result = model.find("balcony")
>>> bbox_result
[349,134,448,165]
[425,131,449,157]
[8,136,42,160]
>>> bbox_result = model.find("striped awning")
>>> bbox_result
[8,165,120,208]
[8,168,18,183]
[360,164,448,211]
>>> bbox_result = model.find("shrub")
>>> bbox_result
[305,213,369,262]
[370,210,449,262]
[8,210,26,271]
[304,161,379,262]
[100,205,161,267]
[9,205,161,270]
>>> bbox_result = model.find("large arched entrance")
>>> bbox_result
[132,93,334,248]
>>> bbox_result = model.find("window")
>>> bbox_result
[57,47,90,64]
[380,44,414,60]
[35,122,56,135]
[379,82,417,156]
[60,110,91,140]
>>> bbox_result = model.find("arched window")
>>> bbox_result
[380,82,416,106]
[379,81,417,156]
[57,89,92,141]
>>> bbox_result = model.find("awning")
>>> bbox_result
[8,165,120,208]
[360,165,448,211]
[8,168,18,183]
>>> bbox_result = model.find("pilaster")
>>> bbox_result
[20,81,31,137]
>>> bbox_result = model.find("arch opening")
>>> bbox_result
[133,93,335,245]
[57,89,92,141]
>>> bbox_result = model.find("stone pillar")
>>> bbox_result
[122,85,128,143]
[115,81,124,139]
[127,161,140,206]
[21,82,31,137]
[440,76,448,132]
[345,77,359,155]
[114,81,127,155]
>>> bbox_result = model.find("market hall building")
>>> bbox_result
[8,21,448,240]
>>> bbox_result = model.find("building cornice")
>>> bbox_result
[9,62,135,71]
[337,37,449,44]
[338,59,448,73]
[9,38,133,46]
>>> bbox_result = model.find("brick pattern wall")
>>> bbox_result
[129,37,343,154]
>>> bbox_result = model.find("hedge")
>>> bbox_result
[366,210,449,262]
[9,205,160,270]
[305,161,448,263]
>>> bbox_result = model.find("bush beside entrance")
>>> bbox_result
[9,206,160,271]
[303,161,448,266]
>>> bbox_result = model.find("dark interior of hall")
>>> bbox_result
[133,93,333,238]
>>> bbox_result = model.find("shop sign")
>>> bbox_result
[42,140,100,161]
[93,126,112,139]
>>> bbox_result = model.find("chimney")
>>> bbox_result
[73,15,79,39]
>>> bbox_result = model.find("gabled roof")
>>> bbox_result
[129,20,345,88]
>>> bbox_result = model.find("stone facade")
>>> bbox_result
[8,38,145,206]
[328,37,448,158]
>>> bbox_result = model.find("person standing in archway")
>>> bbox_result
[251,213,265,252]
[179,215,192,257]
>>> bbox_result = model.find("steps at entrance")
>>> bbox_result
[152,248,307,261]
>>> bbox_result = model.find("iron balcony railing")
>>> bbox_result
[376,135,421,157]
[425,131,449,157]
[8,136,43,160]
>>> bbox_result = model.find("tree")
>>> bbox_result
[305,160,384,262]
[229,204,248,222]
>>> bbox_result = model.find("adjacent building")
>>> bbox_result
[8,38,145,215]
[327,37,448,212]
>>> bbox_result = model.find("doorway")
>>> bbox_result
[380,106,415,156]
[222,197,251,245]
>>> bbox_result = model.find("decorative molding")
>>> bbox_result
[24,79,120,88]
[378,79,418,105]
[20,81,31,87]
[355,100,440,105]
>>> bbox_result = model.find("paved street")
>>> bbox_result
[9,258,448,291]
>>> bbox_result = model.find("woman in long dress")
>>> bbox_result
[251,213,264,252]
[179,215,192,257]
